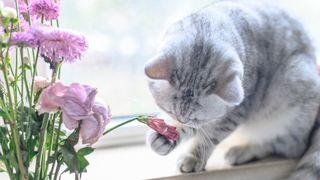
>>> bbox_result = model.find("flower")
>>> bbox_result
[60,84,97,130]
[29,0,60,21]
[144,117,179,141]
[11,31,39,47]
[18,0,28,14]
[39,28,88,63]
[37,82,69,113]
[33,76,50,92]
[80,101,111,144]
[37,82,109,145]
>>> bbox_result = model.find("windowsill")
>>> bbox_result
[65,145,296,180]
[0,143,297,180]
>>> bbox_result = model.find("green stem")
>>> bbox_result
[53,159,62,180]
[1,43,27,180]
[103,117,139,135]
[49,116,62,180]
[34,113,49,180]
[51,63,61,83]
[19,48,25,137]
[45,114,57,177]
[11,125,27,180]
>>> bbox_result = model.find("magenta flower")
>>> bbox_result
[39,28,88,63]
[18,0,28,14]
[11,31,39,47]
[80,101,111,144]
[29,0,60,21]
[146,117,179,141]
[37,82,69,114]
[60,84,97,130]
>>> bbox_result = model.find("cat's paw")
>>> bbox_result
[177,153,206,173]
[147,130,177,155]
[224,145,253,165]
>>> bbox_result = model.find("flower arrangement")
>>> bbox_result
[0,1,179,180]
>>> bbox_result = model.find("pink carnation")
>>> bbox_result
[18,0,28,14]
[11,31,39,47]
[10,26,88,63]
[39,28,88,63]
[29,0,60,21]
[146,117,179,141]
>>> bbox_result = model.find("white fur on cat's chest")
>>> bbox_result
[207,109,295,169]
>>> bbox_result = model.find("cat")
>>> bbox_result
[144,0,320,179]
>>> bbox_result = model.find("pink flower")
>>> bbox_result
[18,0,28,14]
[29,0,60,21]
[60,84,97,130]
[37,82,110,145]
[80,101,111,144]
[37,82,69,113]
[11,31,39,47]
[33,76,50,92]
[38,28,88,63]
[146,117,179,141]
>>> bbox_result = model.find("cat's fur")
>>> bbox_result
[144,0,320,179]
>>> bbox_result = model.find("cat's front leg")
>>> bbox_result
[177,135,215,173]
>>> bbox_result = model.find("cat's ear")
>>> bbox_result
[216,75,244,106]
[144,54,173,80]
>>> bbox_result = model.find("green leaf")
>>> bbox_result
[77,155,89,173]
[60,143,80,174]
[77,147,94,157]
[0,108,9,120]
[66,129,80,146]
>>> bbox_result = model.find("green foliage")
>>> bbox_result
[0,158,7,172]
[60,131,94,177]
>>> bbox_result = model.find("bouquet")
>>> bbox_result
[0,1,179,180]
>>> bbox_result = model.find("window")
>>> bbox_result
[58,0,214,117]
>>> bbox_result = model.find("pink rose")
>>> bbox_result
[80,101,111,144]
[60,84,97,130]
[147,117,179,141]
[37,82,69,113]
[37,82,110,145]
[33,76,50,92]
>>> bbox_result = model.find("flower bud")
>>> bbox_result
[33,76,50,92]
[8,75,14,82]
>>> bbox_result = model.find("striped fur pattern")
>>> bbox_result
[145,0,320,179]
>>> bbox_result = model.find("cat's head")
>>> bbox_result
[145,34,244,127]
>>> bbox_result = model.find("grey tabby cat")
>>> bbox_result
[144,0,320,179]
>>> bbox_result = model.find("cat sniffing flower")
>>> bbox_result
[145,1,320,179]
